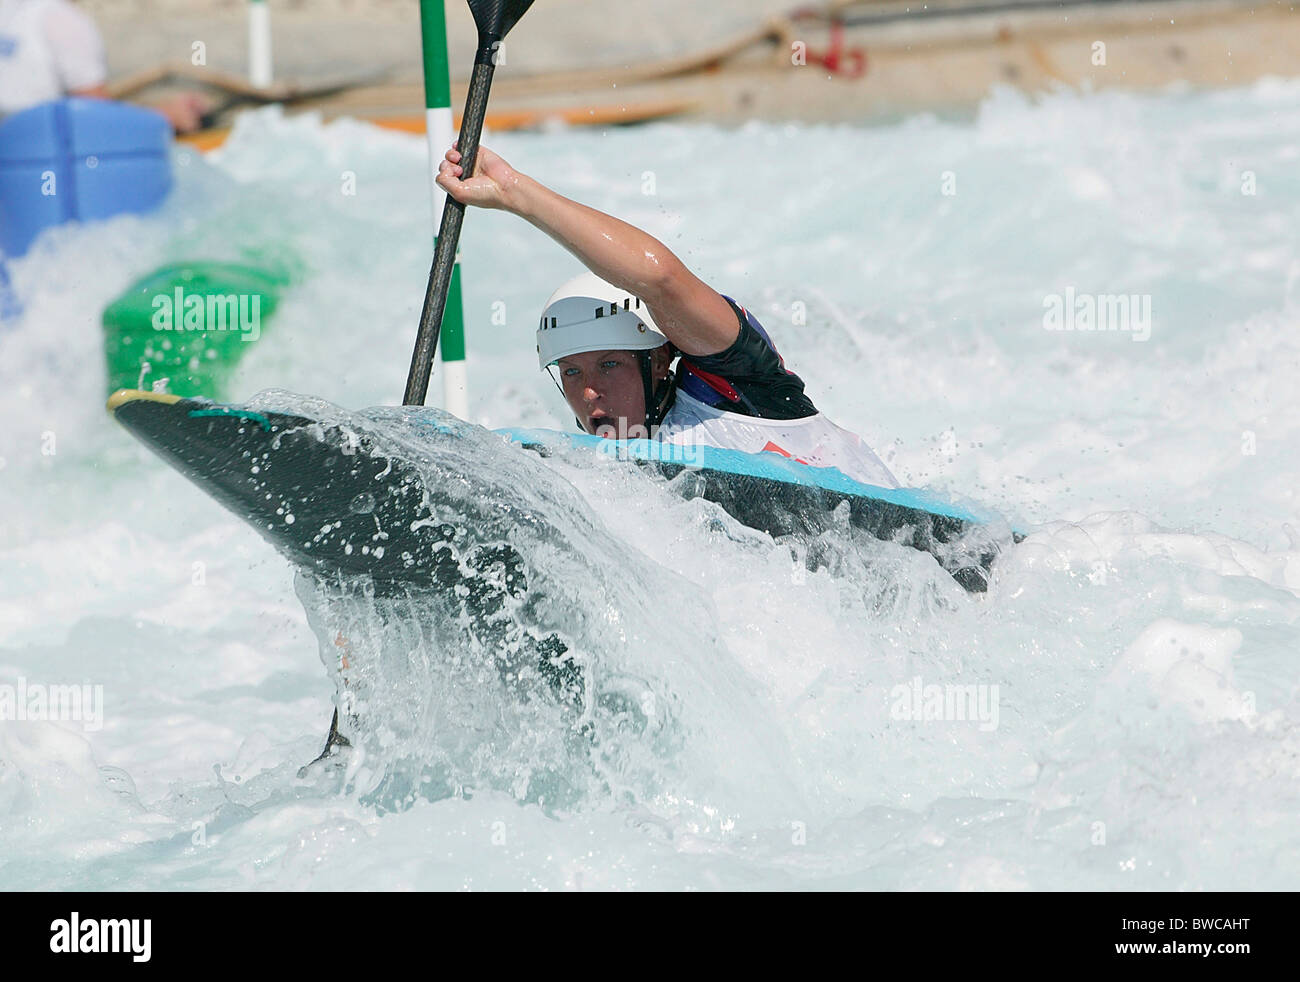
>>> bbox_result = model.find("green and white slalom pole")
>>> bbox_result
[248,0,273,89]
[417,0,468,418]
[403,0,535,412]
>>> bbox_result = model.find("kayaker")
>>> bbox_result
[436,143,899,490]
[0,0,206,130]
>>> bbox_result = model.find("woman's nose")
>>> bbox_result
[582,385,599,402]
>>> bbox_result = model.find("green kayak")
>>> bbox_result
[102,260,288,398]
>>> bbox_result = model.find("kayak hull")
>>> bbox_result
[108,390,1014,591]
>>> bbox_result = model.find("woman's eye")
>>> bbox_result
[601,360,620,370]
[562,367,579,377]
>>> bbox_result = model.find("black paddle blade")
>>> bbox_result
[467,0,535,42]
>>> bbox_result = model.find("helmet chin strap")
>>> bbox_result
[638,351,676,431]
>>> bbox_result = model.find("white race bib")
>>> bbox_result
[657,390,900,489]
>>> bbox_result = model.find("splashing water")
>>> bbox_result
[267,395,805,823]
[2,81,1300,889]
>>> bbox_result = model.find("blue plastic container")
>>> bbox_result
[0,98,172,256]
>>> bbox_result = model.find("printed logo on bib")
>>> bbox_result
[761,440,811,466]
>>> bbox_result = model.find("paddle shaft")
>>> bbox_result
[403,56,498,408]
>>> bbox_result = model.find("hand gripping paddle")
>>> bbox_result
[403,0,537,408]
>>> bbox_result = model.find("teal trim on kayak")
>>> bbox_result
[494,426,991,526]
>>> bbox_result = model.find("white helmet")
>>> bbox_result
[537,271,669,369]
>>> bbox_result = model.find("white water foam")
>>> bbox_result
[3,82,1300,888]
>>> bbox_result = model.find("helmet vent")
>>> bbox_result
[536,273,668,370]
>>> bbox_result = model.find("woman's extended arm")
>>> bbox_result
[436,144,739,356]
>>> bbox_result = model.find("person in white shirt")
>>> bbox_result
[0,0,204,130]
